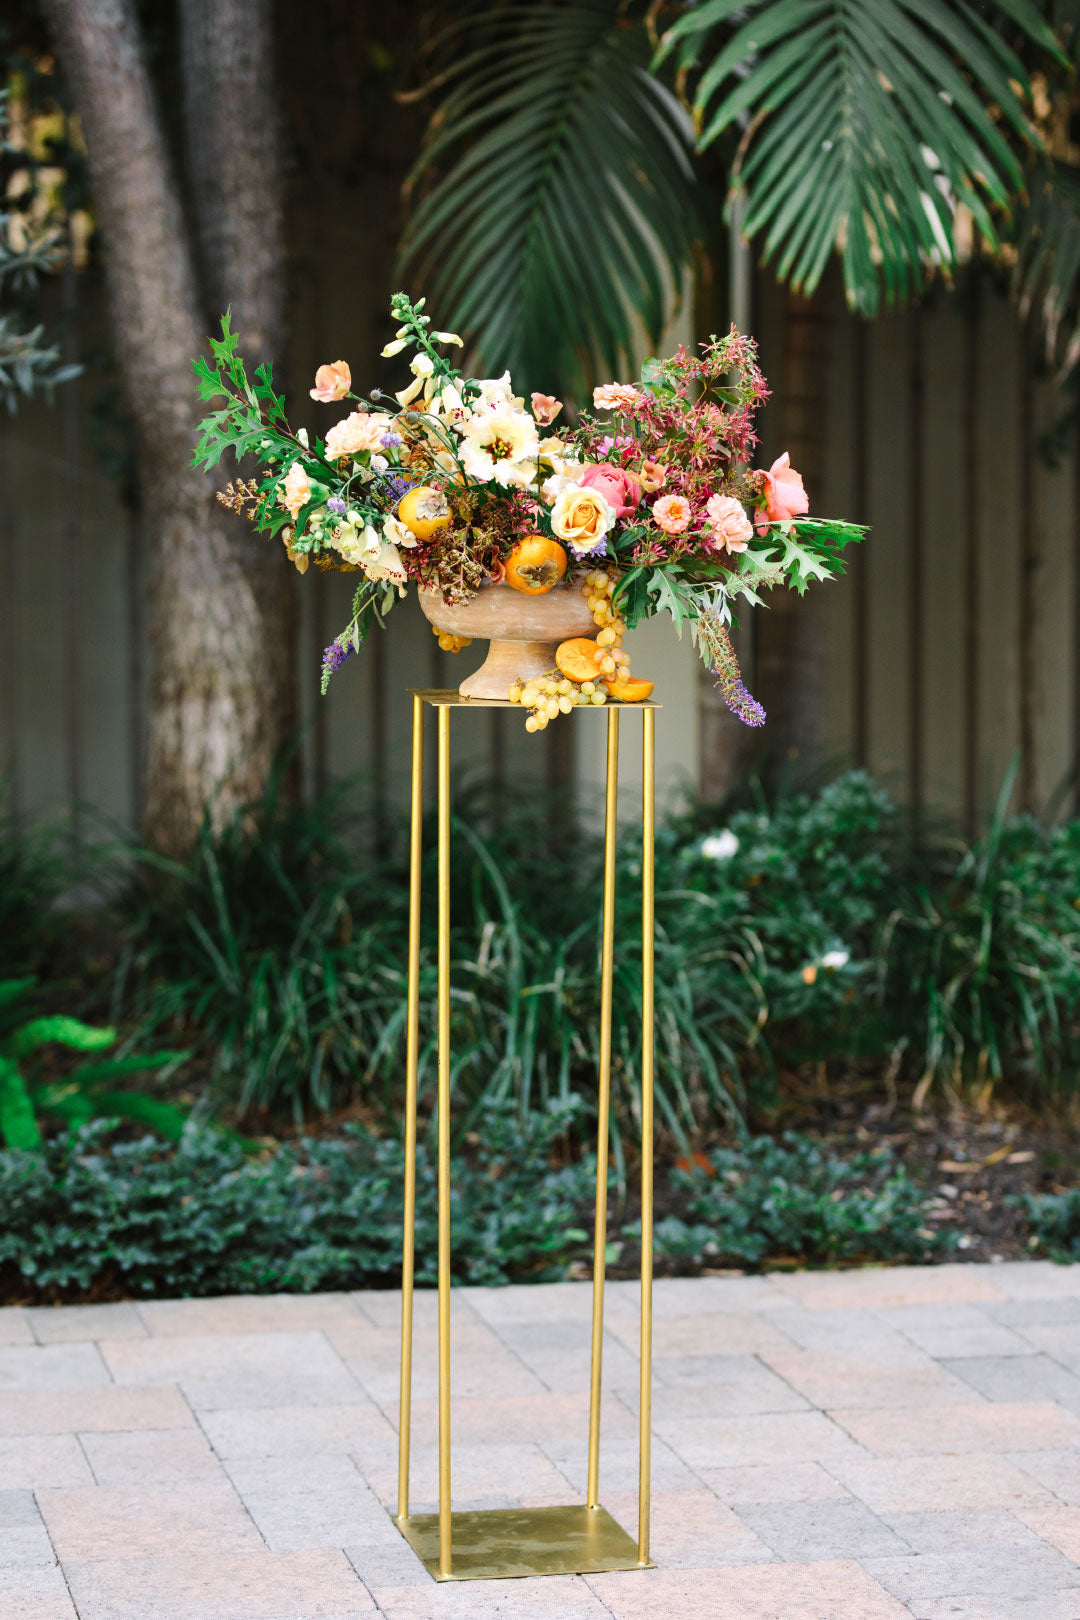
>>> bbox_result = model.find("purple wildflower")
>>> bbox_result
[321,637,354,676]
[380,432,403,449]
[326,496,347,514]
[718,677,766,728]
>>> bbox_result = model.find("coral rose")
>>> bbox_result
[324,409,394,460]
[758,452,809,524]
[579,463,641,520]
[652,494,691,535]
[549,484,616,557]
[309,361,351,403]
[593,382,640,413]
[705,494,752,554]
[531,392,563,427]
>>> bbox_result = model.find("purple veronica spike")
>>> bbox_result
[321,637,354,676]
[326,496,347,514]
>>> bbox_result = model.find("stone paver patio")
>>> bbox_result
[3,1262,1080,1619]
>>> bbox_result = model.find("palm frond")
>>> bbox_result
[398,0,705,396]
[1016,157,1080,371]
[655,0,1060,316]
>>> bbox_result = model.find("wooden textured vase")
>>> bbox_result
[418,578,596,699]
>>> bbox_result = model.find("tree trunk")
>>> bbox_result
[42,0,294,856]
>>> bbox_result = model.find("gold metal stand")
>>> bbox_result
[394,690,657,1583]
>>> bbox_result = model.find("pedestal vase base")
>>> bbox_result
[395,1503,651,1581]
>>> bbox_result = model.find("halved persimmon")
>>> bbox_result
[504,534,567,595]
[555,638,604,682]
[602,675,654,702]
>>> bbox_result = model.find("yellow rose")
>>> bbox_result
[549,484,616,557]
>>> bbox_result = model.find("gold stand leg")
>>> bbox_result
[587,708,620,1509]
[397,695,424,1523]
[437,706,452,1579]
[638,708,655,1567]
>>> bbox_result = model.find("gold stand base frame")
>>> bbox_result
[397,690,658,1582]
[396,1504,654,1582]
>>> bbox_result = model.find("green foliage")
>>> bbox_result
[1016,1188,1080,1262]
[398,0,705,394]
[655,0,1060,316]
[0,1105,597,1299]
[0,978,191,1150]
[646,1133,953,1268]
[0,1116,953,1303]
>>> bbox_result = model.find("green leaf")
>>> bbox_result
[5,1017,115,1060]
[0,1055,41,1151]
[398,0,705,395]
[655,0,1059,314]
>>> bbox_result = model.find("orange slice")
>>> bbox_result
[602,676,654,702]
[555,638,604,682]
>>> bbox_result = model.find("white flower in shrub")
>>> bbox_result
[821,949,850,971]
[701,830,739,861]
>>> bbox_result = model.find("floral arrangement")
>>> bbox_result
[193,292,865,730]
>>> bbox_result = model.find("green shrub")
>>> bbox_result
[0,1116,952,1304]
[1014,1189,1080,1262]
[644,1133,954,1268]
[0,1104,597,1299]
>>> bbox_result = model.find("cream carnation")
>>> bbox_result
[278,462,312,520]
[324,410,394,460]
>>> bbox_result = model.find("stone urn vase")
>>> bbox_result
[418,577,596,699]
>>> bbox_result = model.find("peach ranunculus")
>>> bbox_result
[531,392,563,427]
[324,409,394,460]
[705,493,753,554]
[278,462,313,520]
[549,484,617,557]
[640,458,667,494]
[593,382,640,413]
[310,361,352,403]
[579,463,641,520]
[758,452,809,524]
[652,493,691,535]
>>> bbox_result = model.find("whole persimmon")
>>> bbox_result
[504,534,568,594]
[398,485,451,540]
[555,638,604,682]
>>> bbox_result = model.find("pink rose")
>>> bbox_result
[652,494,691,535]
[705,494,752,554]
[310,361,351,403]
[579,463,641,520]
[758,452,809,524]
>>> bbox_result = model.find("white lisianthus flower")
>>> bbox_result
[541,467,586,505]
[459,407,538,487]
[471,371,524,412]
[701,831,739,861]
[384,515,418,550]
[410,352,436,377]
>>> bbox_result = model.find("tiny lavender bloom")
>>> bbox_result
[321,637,354,675]
[326,496,347,514]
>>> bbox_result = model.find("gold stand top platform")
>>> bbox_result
[410,687,661,709]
